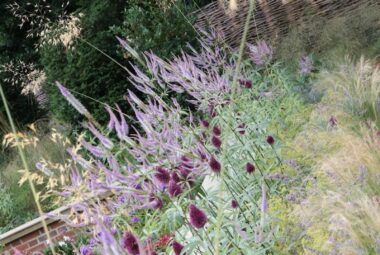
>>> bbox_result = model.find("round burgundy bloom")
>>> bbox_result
[121,232,140,255]
[179,166,190,179]
[168,180,183,197]
[201,120,210,128]
[211,136,222,149]
[238,79,253,88]
[171,172,181,182]
[209,156,221,173]
[238,123,246,135]
[266,135,275,145]
[154,167,170,184]
[231,200,238,209]
[212,126,221,136]
[189,204,208,229]
[172,241,184,255]
[246,162,255,174]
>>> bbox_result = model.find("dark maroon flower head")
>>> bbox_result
[172,241,185,255]
[179,166,191,179]
[238,79,253,88]
[246,162,255,174]
[212,126,221,136]
[121,232,140,255]
[154,167,171,184]
[209,156,221,173]
[189,204,208,229]
[238,123,246,135]
[211,136,222,149]
[171,172,181,183]
[231,200,238,209]
[168,180,183,198]
[266,135,275,145]
[201,120,210,128]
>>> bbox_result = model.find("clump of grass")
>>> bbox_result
[281,57,380,254]
[317,57,380,127]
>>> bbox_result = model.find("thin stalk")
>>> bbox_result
[0,84,57,255]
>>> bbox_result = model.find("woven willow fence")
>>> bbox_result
[193,0,380,47]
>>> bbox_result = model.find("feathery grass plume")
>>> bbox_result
[318,57,380,126]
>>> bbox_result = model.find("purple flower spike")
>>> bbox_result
[154,167,171,184]
[209,156,221,173]
[189,204,207,229]
[80,245,93,255]
[238,79,253,88]
[299,55,313,76]
[168,180,183,198]
[149,196,163,210]
[231,200,238,209]
[201,120,210,128]
[212,126,221,136]
[211,136,222,149]
[266,135,275,145]
[172,240,185,255]
[246,162,255,174]
[247,40,273,65]
[130,217,140,224]
[56,81,89,116]
[121,232,140,255]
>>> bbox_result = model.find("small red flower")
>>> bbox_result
[211,136,222,149]
[209,156,221,173]
[189,204,208,229]
[172,241,185,255]
[238,79,253,88]
[266,135,275,145]
[121,232,140,255]
[168,180,182,197]
[201,120,210,128]
[246,162,255,174]
[212,126,221,136]
[156,234,172,248]
[231,200,238,209]
[154,167,170,184]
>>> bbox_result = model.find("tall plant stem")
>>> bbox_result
[0,84,57,255]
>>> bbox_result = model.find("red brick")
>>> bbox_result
[49,230,58,238]
[37,235,47,243]
[26,243,45,254]
[19,231,40,243]
[8,239,21,247]
[14,243,29,252]
[27,239,38,248]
